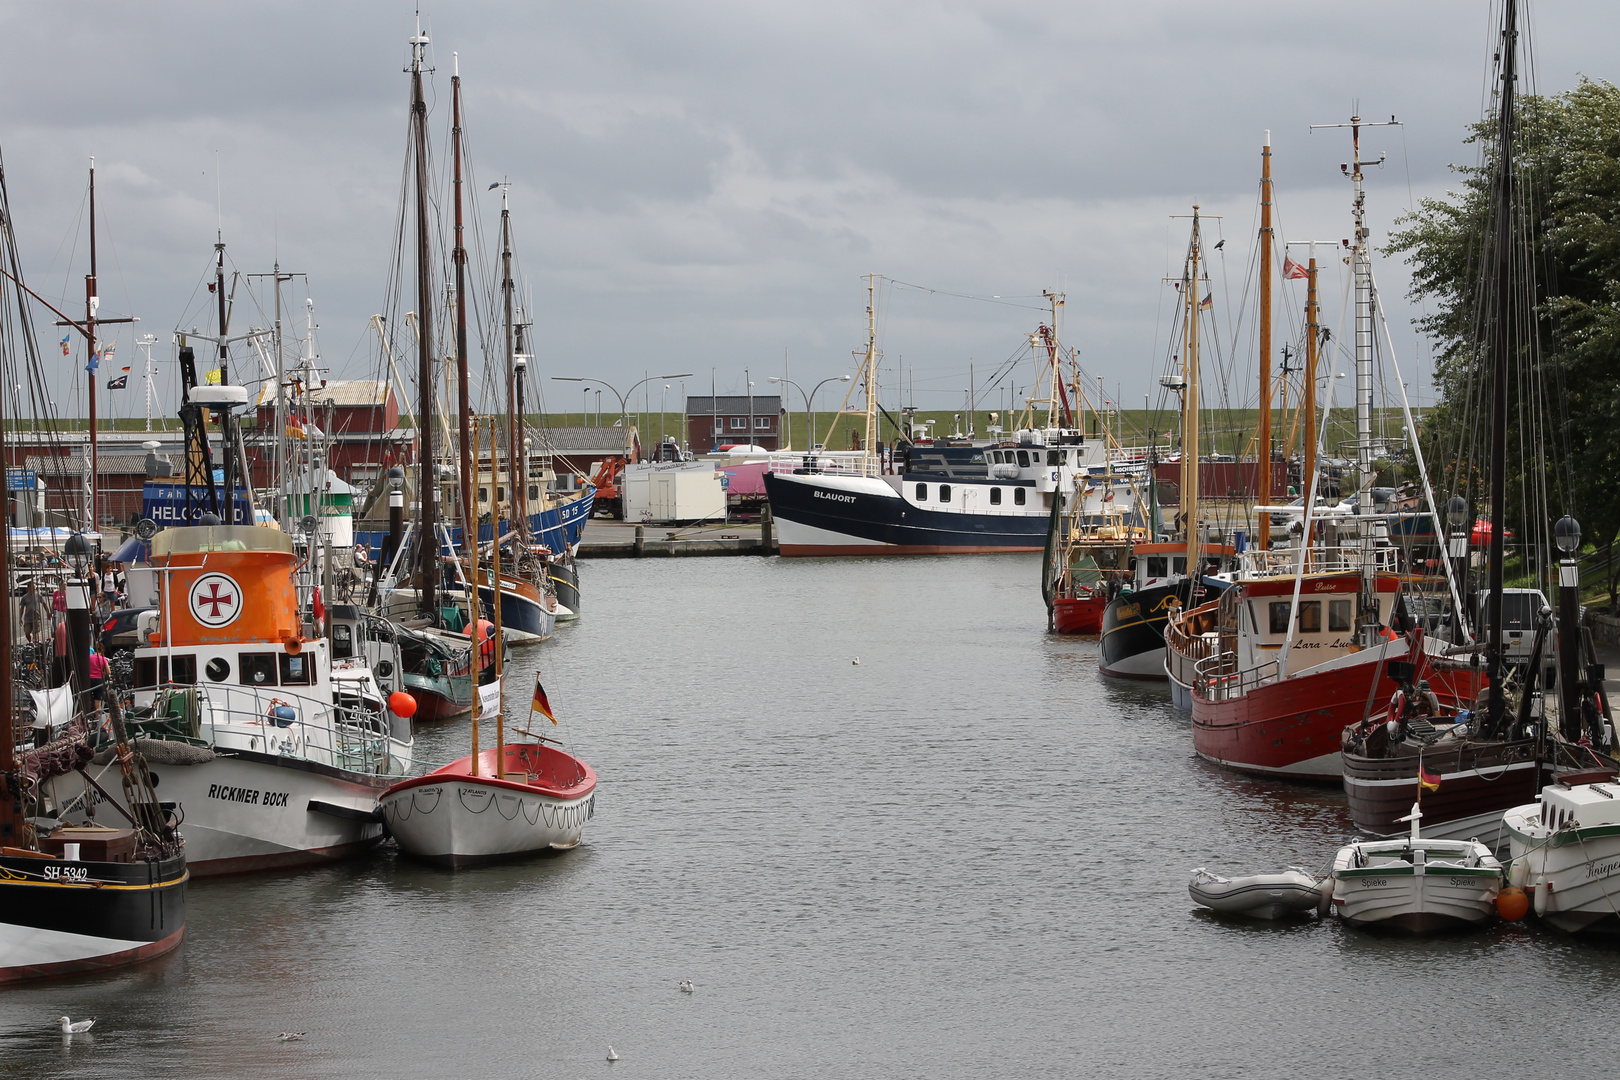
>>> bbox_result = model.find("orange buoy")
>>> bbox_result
[1496,886,1530,921]
[389,691,418,719]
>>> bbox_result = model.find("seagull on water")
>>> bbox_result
[852,657,860,666]
[58,1017,95,1034]
[276,1032,307,1041]
[678,980,694,993]
[606,1046,619,1062]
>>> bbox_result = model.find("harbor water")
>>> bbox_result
[6,554,1616,1077]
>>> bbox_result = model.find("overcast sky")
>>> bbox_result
[2,1,1613,427]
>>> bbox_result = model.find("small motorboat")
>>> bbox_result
[1188,867,1323,919]
[1504,780,1620,934]
[1328,803,1503,932]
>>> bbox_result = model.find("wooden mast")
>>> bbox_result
[501,186,518,547]
[491,420,507,772]
[1257,135,1273,551]
[1183,207,1202,572]
[863,273,878,459]
[409,21,438,618]
[1304,257,1319,525]
[452,52,476,625]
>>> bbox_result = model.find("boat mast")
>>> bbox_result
[491,418,507,770]
[1304,257,1318,524]
[86,158,99,531]
[500,184,518,542]
[1349,115,1377,615]
[214,231,234,520]
[1485,0,1519,730]
[863,273,878,461]
[452,52,476,602]
[1257,135,1273,551]
[409,19,438,616]
[1184,207,1202,570]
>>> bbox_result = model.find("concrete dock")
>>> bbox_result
[576,517,777,558]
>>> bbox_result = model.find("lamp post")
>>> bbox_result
[1446,495,1469,643]
[583,387,590,428]
[770,374,851,453]
[660,383,669,450]
[1555,514,1584,739]
[553,373,693,462]
[62,531,94,705]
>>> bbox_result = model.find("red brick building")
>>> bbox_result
[686,395,784,451]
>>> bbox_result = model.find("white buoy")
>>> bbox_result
[58,1017,96,1034]
[606,1046,619,1062]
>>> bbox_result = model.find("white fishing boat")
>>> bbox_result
[1188,867,1323,919]
[1328,803,1503,932]
[1503,781,1620,934]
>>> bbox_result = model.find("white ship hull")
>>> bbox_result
[380,776,595,868]
[1506,799,1620,934]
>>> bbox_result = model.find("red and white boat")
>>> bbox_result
[379,743,596,867]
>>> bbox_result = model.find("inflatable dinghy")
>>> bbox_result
[1188,867,1323,919]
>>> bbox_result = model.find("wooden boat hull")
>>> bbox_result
[1052,594,1105,634]
[0,852,187,984]
[381,744,596,868]
[1331,843,1501,933]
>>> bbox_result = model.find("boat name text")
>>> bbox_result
[43,863,89,881]
[814,490,856,503]
[207,783,291,808]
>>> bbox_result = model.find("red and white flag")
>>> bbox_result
[1282,257,1309,280]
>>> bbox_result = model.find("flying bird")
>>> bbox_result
[1213,239,1225,251]
[58,1017,95,1034]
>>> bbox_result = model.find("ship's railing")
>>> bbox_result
[764,453,883,478]
[1239,543,1401,578]
[132,682,413,778]
[1193,652,1280,702]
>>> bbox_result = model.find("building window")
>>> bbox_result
[989,488,1002,505]
[713,421,724,435]
[755,417,772,430]
[916,484,928,501]
[730,417,747,430]
[1014,488,1026,506]
[1329,599,1352,633]
[939,485,952,502]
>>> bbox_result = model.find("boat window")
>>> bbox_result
[528,485,539,501]
[1248,602,1261,633]
[240,653,278,686]
[134,656,158,687]
[1329,599,1352,633]
[1017,450,1030,468]
[1014,489,1026,506]
[990,488,1002,505]
[916,484,928,501]
[1147,556,1169,579]
[205,657,231,682]
[478,488,488,502]
[164,655,197,685]
[497,487,506,502]
[1047,450,1060,466]
[1173,557,1187,575]
[1269,602,1292,634]
[1298,601,1322,633]
[332,623,354,659]
[279,652,312,686]
[939,485,952,502]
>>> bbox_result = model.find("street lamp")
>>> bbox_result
[771,374,851,452]
[1555,514,1585,739]
[554,373,693,461]
[62,531,95,704]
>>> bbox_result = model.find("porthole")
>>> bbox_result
[205,657,231,682]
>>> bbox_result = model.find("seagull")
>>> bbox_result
[58,1016,95,1034]
[606,1046,619,1062]
[678,980,694,993]
[276,1032,307,1041]
[852,657,860,666]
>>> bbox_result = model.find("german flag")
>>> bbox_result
[1419,762,1442,792]
[531,674,556,725]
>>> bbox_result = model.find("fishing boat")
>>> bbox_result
[1044,407,1147,634]
[1099,208,1237,680]
[1503,781,1620,933]
[1328,804,1503,932]
[765,284,1112,556]
[380,417,597,867]
[1341,0,1617,841]
[0,152,188,982]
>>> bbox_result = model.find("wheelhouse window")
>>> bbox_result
[1298,601,1322,633]
[240,653,278,686]
[332,623,354,659]
[1047,450,1060,466]
[1269,602,1291,634]
[1173,557,1187,575]
[1014,488,1026,506]
[134,656,158,687]
[1329,599,1352,633]
[916,483,928,501]
[939,485,952,502]
[1147,556,1169,579]
[280,652,313,686]
[989,488,1002,505]
[1017,450,1030,468]
[167,655,197,685]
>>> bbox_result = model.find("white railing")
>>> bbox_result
[1239,544,1401,578]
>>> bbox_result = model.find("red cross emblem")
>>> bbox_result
[198,582,234,618]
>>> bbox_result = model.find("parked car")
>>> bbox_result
[102,606,157,651]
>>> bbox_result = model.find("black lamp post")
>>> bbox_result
[62,531,94,706]
[1555,514,1583,739]
[1446,495,1469,642]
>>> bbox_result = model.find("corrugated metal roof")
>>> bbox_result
[534,426,637,454]
[256,379,391,408]
[24,451,154,476]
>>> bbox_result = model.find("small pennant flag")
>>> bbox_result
[205,368,222,384]
[1283,256,1309,280]
[1419,761,1441,792]
[1198,293,1213,311]
[59,334,71,356]
[120,365,131,373]
[101,340,116,360]
[107,375,128,390]
[531,673,556,725]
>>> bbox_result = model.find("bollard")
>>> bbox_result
[760,508,775,556]
[633,525,645,557]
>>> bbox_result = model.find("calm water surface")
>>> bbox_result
[4,555,1617,1078]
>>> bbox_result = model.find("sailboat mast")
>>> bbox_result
[86,158,99,531]
[215,234,232,519]
[1350,115,1376,588]
[452,53,475,585]
[1257,135,1273,551]
[501,187,517,541]
[409,22,438,616]
[863,273,878,460]
[1184,207,1202,569]
[1486,0,1519,728]
[1304,257,1319,518]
